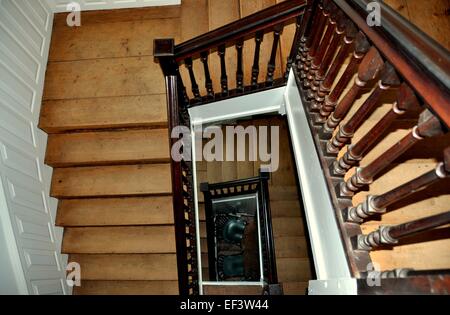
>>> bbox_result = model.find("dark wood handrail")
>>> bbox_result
[174,0,308,62]
[334,0,450,128]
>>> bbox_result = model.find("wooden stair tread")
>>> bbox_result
[50,18,181,62]
[62,226,176,254]
[56,196,174,227]
[272,217,305,237]
[270,200,303,217]
[282,282,309,295]
[274,236,309,258]
[53,6,181,26]
[70,254,177,280]
[277,258,312,282]
[203,285,263,295]
[46,129,170,167]
[51,164,172,198]
[269,186,299,201]
[73,280,178,295]
[43,57,165,100]
[39,95,167,133]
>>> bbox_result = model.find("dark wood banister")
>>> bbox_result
[174,0,308,62]
[334,0,450,128]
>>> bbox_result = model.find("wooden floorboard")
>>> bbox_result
[62,226,176,254]
[39,94,168,133]
[43,57,165,100]
[51,164,172,198]
[74,280,179,295]
[46,129,170,167]
[70,254,178,280]
[50,18,181,62]
[56,196,174,227]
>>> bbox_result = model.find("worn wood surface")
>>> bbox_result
[46,129,170,167]
[70,254,178,280]
[62,226,176,254]
[39,95,168,133]
[51,164,172,198]
[56,196,174,226]
[74,280,179,295]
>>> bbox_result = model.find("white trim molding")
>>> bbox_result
[46,0,181,13]
[284,70,351,281]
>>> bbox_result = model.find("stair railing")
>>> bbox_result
[156,0,450,294]
[155,0,309,295]
[293,0,450,294]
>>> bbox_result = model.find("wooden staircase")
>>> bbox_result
[196,117,312,295]
[40,6,181,295]
[39,0,449,296]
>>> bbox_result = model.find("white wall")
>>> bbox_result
[0,0,68,295]
[46,0,181,13]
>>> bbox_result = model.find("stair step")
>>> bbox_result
[51,164,172,198]
[272,217,305,237]
[62,226,175,254]
[39,95,167,133]
[274,236,309,258]
[270,200,302,217]
[56,196,173,226]
[73,280,178,295]
[203,285,263,295]
[69,254,177,280]
[277,258,312,282]
[43,57,164,101]
[50,17,180,62]
[269,186,299,201]
[282,282,309,295]
[46,129,170,167]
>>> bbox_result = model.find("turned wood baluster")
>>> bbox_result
[286,15,304,79]
[355,211,450,251]
[309,21,358,109]
[304,8,342,89]
[267,24,284,85]
[236,39,244,93]
[200,51,214,99]
[301,2,333,79]
[333,83,421,175]
[297,0,318,53]
[252,31,264,88]
[184,57,201,102]
[298,1,324,65]
[176,70,190,106]
[327,63,401,154]
[345,151,450,223]
[300,1,329,77]
[218,45,228,96]
[321,47,384,137]
[316,32,371,124]
[340,110,447,197]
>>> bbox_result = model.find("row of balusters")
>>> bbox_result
[295,0,449,253]
[177,24,288,105]
[180,159,199,294]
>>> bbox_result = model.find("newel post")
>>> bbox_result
[154,38,191,295]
